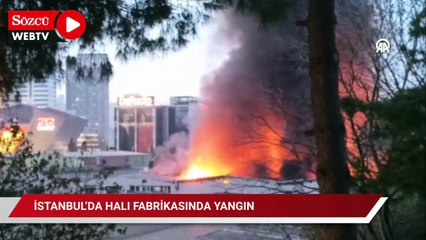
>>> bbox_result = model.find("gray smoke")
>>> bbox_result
[202,6,312,140]
[153,3,316,178]
[192,5,314,178]
[151,132,190,176]
[152,0,373,178]
[152,101,201,176]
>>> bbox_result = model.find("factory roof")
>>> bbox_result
[83,169,318,194]
[62,151,151,158]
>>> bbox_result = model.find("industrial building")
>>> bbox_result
[61,150,152,172]
[84,168,318,194]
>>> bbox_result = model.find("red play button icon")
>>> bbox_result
[56,10,86,40]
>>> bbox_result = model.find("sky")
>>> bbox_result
[82,15,231,105]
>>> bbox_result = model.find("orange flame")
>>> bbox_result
[339,58,378,178]
[179,99,293,180]
[0,126,26,154]
[179,157,230,180]
[178,32,378,181]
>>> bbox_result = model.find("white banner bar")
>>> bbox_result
[0,197,387,224]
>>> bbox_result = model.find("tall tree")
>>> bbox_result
[340,2,425,238]
[0,1,207,239]
[68,138,78,152]
[306,0,355,239]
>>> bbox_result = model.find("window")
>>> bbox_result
[105,186,122,193]
[33,89,49,93]
[85,186,96,194]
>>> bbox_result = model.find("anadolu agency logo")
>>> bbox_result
[8,10,86,42]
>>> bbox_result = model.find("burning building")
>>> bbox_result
[156,7,316,181]
[84,168,318,194]
[0,105,86,153]
[153,1,372,181]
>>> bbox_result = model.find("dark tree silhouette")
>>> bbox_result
[305,0,356,239]
[67,138,78,152]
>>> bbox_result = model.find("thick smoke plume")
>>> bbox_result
[151,132,190,176]
[187,9,313,178]
[152,101,201,176]
[153,5,315,179]
[154,1,374,180]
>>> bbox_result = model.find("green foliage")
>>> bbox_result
[0,0,294,97]
[0,0,295,94]
[409,6,426,39]
[374,87,426,198]
[0,0,212,94]
[0,140,126,239]
[401,5,426,72]
[344,86,426,197]
[203,0,292,26]
[391,195,426,240]
[232,0,290,24]
[343,86,426,240]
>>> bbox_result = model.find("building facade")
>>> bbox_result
[170,96,199,134]
[114,96,200,153]
[114,95,155,153]
[155,96,199,148]
[154,106,176,148]
[66,53,110,144]
[8,76,58,108]
[76,132,105,152]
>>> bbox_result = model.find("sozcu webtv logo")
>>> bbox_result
[8,10,86,42]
